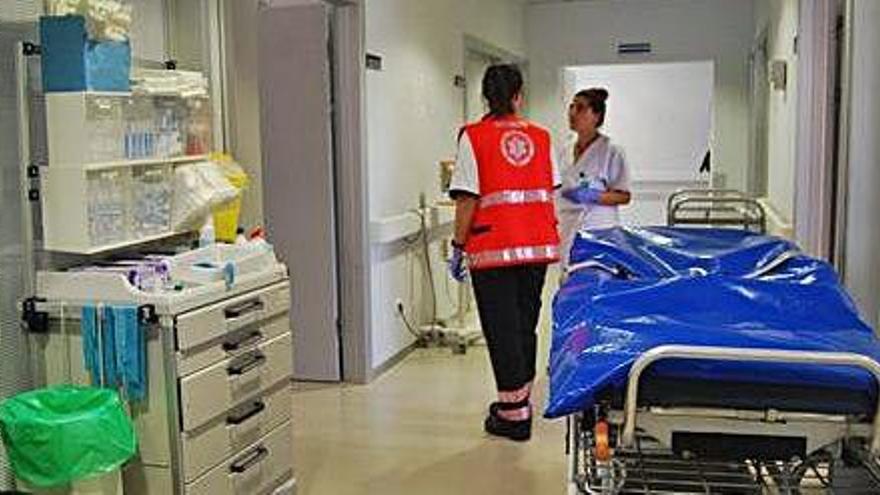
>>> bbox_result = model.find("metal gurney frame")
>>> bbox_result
[566,345,880,494]
[667,189,767,234]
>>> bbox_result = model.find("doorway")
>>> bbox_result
[563,61,715,226]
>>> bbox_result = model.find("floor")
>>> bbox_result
[291,285,566,495]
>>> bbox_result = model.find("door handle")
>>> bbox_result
[227,351,266,376]
[226,400,267,426]
[229,445,269,474]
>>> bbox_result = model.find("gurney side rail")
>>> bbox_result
[622,345,880,455]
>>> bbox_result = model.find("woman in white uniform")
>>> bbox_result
[558,88,632,265]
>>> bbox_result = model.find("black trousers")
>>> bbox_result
[471,264,548,392]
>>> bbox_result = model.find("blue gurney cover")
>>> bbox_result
[546,227,880,418]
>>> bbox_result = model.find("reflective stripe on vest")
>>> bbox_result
[467,244,560,269]
[479,189,553,209]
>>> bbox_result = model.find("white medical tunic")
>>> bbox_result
[557,134,631,266]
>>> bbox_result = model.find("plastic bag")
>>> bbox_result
[172,161,238,231]
[210,154,249,242]
[0,386,137,488]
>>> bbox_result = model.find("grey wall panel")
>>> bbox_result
[259,1,341,380]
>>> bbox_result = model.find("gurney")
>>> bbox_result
[667,189,767,233]
[549,227,880,494]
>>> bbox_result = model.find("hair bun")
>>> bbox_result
[594,88,609,101]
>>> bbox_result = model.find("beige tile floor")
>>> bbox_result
[291,347,567,495]
[291,281,567,495]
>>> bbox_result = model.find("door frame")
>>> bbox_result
[462,35,528,122]
[331,0,373,383]
[793,0,840,259]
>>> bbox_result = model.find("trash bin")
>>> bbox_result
[0,386,136,493]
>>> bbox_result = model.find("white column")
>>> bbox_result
[843,0,880,328]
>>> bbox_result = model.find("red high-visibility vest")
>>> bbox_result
[462,116,560,270]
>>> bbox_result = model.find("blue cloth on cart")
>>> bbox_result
[545,227,880,419]
[81,305,147,401]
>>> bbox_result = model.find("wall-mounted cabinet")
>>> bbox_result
[42,92,212,253]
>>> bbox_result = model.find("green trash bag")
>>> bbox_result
[0,386,137,489]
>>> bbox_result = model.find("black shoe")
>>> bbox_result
[485,399,532,441]
[484,412,532,441]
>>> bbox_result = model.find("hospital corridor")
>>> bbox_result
[1,0,880,494]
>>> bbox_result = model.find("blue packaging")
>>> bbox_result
[40,15,131,93]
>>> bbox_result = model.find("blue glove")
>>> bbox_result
[448,243,468,282]
[562,185,604,205]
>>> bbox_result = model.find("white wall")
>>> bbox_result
[526,0,755,192]
[844,1,880,329]
[129,0,167,62]
[755,0,798,224]
[366,0,526,368]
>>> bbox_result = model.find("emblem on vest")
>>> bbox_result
[500,130,535,167]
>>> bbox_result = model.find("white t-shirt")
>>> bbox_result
[449,132,562,196]
[557,134,631,264]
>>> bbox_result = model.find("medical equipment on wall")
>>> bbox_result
[439,160,455,193]
[554,226,880,494]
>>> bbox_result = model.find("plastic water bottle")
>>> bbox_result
[199,222,215,248]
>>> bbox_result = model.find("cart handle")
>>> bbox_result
[622,345,880,455]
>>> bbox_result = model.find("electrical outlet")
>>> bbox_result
[394,298,404,314]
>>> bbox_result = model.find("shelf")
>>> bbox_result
[82,154,209,171]
[46,90,133,97]
[46,232,186,256]
[42,91,214,255]
[82,230,185,255]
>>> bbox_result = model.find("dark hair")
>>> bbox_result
[482,64,524,117]
[575,88,609,127]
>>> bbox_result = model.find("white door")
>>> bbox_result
[464,50,500,123]
[564,61,714,226]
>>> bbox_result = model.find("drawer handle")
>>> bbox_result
[229,445,269,474]
[222,330,264,352]
[227,400,267,426]
[227,352,267,376]
[224,299,265,319]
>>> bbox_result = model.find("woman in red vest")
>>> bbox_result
[447,64,561,442]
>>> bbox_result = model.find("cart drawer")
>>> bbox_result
[182,383,291,483]
[176,282,290,352]
[178,314,291,378]
[180,332,292,431]
[185,421,293,495]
